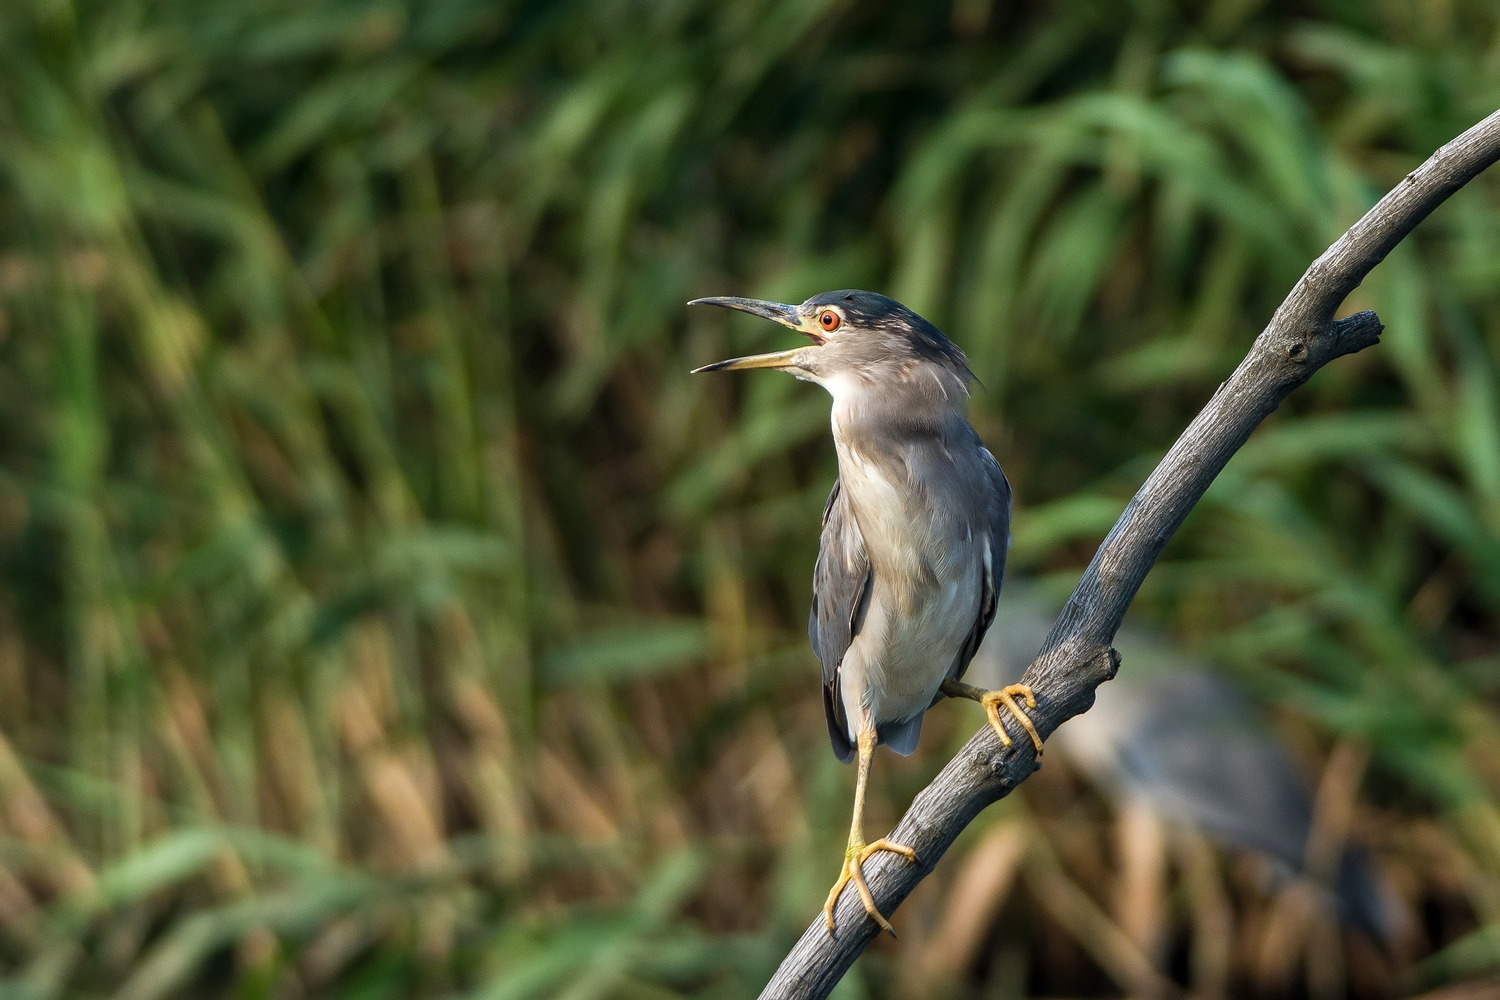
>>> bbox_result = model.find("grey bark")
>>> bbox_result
[760,108,1500,1000]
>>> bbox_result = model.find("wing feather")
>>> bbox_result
[808,480,871,764]
[950,448,1012,683]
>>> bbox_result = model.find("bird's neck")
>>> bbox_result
[829,388,969,452]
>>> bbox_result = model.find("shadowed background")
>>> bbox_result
[1,1,1499,997]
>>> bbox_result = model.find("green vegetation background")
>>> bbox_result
[1,0,1498,997]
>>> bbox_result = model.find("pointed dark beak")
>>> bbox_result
[688,296,801,328]
[688,296,820,373]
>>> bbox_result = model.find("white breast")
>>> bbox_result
[831,428,986,736]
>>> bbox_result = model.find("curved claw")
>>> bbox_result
[822,838,919,938]
[982,683,1043,753]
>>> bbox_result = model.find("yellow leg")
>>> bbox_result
[941,678,1044,754]
[822,727,918,938]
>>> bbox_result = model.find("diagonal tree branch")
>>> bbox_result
[760,107,1500,1000]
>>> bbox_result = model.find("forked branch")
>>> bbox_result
[761,107,1500,1000]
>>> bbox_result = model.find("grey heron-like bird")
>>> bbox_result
[691,290,1040,936]
[971,586,1403,945]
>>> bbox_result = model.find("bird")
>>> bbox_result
[970,585,1403,945]
[690,289,1041,936]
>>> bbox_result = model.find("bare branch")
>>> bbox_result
[759,108,1500,1000]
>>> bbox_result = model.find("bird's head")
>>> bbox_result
[689,290,974,395]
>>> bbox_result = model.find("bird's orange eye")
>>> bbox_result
[818,310,842,333]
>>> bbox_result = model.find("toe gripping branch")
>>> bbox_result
[941,678,1045,754]
[982,683,1044,753]
[823,838,919,938]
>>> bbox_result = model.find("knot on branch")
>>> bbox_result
[1266,311,1384,372]
[1329,310,1385,353]
[1099,647,1122,682]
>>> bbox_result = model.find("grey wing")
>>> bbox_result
[949,448,1012,685]
[808,480,873,764]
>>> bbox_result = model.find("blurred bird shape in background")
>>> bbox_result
[691,290,1041,936]
[969,585,1404,946]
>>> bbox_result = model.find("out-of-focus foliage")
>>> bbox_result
[0,0,1498,996]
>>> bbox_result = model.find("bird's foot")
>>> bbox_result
[822,838,918,938]
[941,678,1045,753]
[981,683,1043,753]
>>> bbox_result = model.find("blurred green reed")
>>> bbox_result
[0,0,1498,997]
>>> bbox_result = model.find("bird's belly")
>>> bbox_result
[839,568,977,729]
[830,435,991,734]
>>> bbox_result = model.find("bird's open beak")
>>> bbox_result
[688,296,819,373]
[691,349,802,373]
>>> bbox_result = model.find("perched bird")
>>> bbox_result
[691,290,1040,936]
